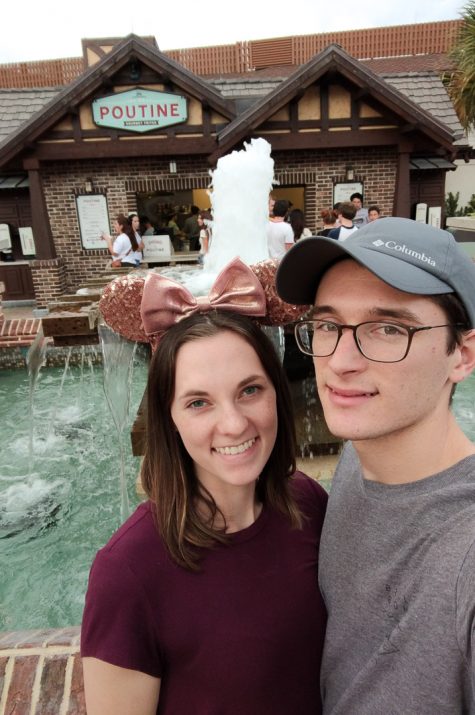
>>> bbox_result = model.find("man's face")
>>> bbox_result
[351,197,362,210]
[312,260,463,444]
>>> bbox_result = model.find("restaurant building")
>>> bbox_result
[0,25,467,304]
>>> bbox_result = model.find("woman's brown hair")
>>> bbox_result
[141,311,301,569]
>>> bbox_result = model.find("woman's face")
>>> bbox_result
[131,215,140,231]
[113,220,121,233]
[170,331,278,499]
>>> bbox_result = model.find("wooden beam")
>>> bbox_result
[26,167,56,259]
[394,149,411,218]
[33,136,218,161]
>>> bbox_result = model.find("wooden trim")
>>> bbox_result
[27,168,56,259]
[33,136,217,160]
[394,149,411,217]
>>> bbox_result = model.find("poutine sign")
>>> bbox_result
[92,88,188,133]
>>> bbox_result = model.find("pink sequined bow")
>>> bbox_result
[140,257,267,336]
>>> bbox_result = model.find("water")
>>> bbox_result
[160,137,274,297]
[0,352,148,631]
[1,362,474,631]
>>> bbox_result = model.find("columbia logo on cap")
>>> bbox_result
[370,238,436,267]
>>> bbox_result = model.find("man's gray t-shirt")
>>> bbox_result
[319,442,475,714]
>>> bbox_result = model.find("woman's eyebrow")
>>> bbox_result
[177,374,266,400]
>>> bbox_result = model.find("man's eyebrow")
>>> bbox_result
[311,305,422,323]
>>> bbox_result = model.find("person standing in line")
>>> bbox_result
[276,218,475,714]
[289,208,313,241]
[266,199,295,259]
[350,192,369,227]
[327,202,358,241]
[368,205,381,221]
[128,213,145,266]
[101,214,138,267]
[81,261,327,715]
[183,205,201,251]
[316,209,338,237]
[197,209,212,262]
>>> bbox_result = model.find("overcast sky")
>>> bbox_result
[0,0,465,64]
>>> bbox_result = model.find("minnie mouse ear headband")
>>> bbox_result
[99,257,309,347]
[140,257,266,337]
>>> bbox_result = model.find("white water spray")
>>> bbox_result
[182,137,274,295]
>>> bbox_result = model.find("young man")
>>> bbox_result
[350,191,369,227]
[266,199,294,259]
[327,202,358,241]
[276,218,475,714]
[367,204,381,221]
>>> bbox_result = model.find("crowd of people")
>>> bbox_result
[266,192,383,260]
[101,206,214,267]
[101,193,382,269]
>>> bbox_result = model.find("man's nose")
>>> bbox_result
[325,328,366,371]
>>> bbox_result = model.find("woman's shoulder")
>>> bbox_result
[99,501,161,560]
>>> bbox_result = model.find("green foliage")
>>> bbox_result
[445,190,463,216]
[464,193,475,214]
[445,191,475,217]
[448,2,475,130]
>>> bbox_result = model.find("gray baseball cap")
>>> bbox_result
[276,217,475,327]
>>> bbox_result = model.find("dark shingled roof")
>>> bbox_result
[382,72,465,141]
[0,88,59,143]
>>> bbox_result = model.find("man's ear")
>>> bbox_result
[450,329,475,384]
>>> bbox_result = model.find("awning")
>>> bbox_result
[410,157,456,171]
[0,175,29,188]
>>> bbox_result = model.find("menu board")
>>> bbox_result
[76,194,110,249]
[19,227,36,256]
[333,181,364,205]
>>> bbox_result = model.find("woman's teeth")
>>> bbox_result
[214,438,255,455]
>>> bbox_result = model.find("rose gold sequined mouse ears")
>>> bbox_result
[140,257,267,338]
[98,258,309,346]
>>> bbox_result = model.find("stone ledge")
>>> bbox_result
[0,627,86,715]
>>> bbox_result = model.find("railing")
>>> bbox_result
[0,19,463,88]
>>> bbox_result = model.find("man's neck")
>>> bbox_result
[353,411,475,485]
[270,216,285,223]
[340,218,353,227]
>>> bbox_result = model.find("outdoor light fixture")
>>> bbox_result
[345,165,355,181]
[84,178,94,193]
[169,161,177,174]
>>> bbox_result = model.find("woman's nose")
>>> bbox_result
[218,404,248,434]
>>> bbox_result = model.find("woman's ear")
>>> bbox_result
[450,329,475,384]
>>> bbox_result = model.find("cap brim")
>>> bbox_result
[276,236,453,306]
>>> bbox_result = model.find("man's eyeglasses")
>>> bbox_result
[294,319,464,363]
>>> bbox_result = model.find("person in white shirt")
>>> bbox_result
[266,200,295,259]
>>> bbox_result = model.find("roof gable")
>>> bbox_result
[215,44,458,158]
[0,34,235,167]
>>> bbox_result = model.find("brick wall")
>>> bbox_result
[272,146,398,231]
[0,627,85,714]
[29,258,68,309]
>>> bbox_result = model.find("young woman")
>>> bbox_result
[289,208,312,241]
[128,213,145,265]
[316,208,338,236]
[81,308,327,715]
[101,213,138,267]
[197,209,212,262]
